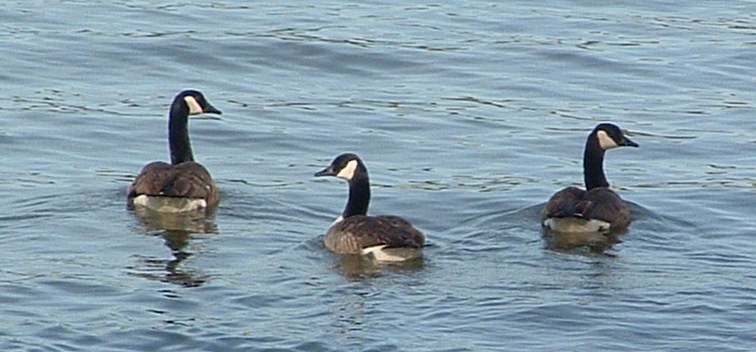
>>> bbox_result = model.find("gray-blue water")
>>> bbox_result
[2,1,755,351]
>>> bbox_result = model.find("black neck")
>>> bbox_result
[583,134,609,190]
[168,101,194,164]
[343,173,370,218]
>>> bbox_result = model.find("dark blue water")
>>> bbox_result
[1,1,754,351]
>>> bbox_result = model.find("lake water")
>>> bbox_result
[1,1,754,351]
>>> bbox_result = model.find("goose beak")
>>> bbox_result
[203,103,222,115]
[314,166,336,177]
[622,136,639,148]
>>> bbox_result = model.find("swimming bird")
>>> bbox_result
[314,153,425,262]
[127,90,222,213]
[541,123,639,233]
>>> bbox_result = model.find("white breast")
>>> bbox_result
[329,215,344,227]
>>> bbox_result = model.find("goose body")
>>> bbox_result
[541,123,638,233]
[127,90,221,213]
[315,153,425,262]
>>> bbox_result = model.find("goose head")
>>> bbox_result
[593,123,638,150]
[314,153,366,181]
[175,90,222,116]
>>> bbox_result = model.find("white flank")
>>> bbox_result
[336,159,358,180]
[184,96,204,115]
[543,217,611,233]
[597,130,618,150]
[133,195,207,213]
[362,245,411,262]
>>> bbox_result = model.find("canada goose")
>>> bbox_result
[127,90,222,213]
[541,123,639,233]
[314,153,425,262]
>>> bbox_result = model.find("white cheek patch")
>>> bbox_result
[184,96,204,115]
[597,130,619,150]
[336,160,358,180]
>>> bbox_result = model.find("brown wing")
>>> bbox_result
[578,188,631,229]
[541,186,586,220]
[326,215,425,254]
[127,161,218,206]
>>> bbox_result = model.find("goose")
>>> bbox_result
[127,90,221,213]
[314,153,425,262]
[541,123,639,233]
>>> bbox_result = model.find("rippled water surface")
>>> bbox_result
[2,1,755,351]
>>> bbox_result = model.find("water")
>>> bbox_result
[1,1,755,350]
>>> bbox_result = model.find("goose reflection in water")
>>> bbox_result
[128,209,217,288]
[542,229,623,257]
[334,252,426,280]
[540,202,639,257]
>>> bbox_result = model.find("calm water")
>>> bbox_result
[1,1,755,351]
